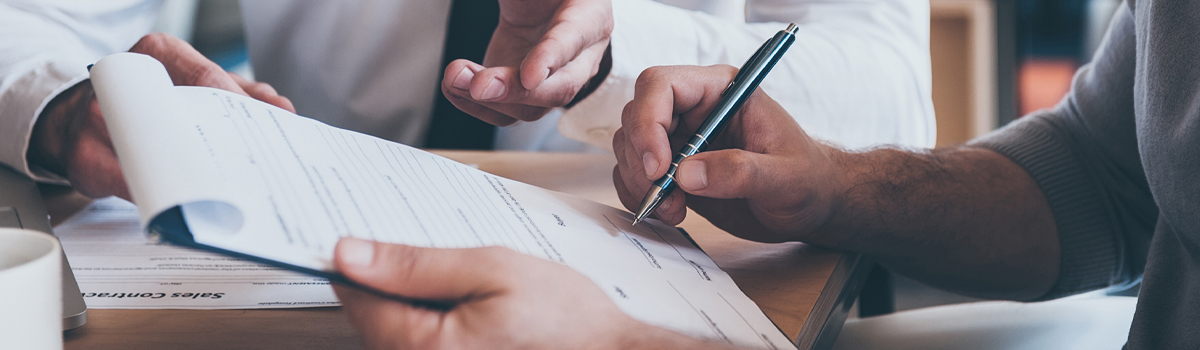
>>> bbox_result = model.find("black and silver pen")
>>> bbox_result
[632,23,799,225]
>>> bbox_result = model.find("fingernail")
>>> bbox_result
[480,77,506,101]
[677,160,707,191]
[452,67,473,91]
[642,153,658,178]
[338,238,375,269]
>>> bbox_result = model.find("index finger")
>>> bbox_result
[621,65,739,180]
[128,33,247,95]
[518,2,613,90]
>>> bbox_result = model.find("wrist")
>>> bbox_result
[797,146,859,245]
[28,81,94,178]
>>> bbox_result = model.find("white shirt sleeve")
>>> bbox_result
[559,0,936,150]
[0,1,159,181]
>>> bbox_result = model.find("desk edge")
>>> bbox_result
[793,253,871,350]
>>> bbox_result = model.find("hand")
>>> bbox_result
[332,238,715,349]
[27,33,295,200]
[440,0,613,126]
[612,65,845,243]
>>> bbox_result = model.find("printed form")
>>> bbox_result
[56,197,339,309]
[91,53,795,349]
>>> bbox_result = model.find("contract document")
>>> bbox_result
[91,53,794,349]
[56,197,339,309]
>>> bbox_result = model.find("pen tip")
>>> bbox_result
[632,208,652,226]
[633,186,666,226]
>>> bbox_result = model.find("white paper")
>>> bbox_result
[91,53,794,349]
[56,197,339,309]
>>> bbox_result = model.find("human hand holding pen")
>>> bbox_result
[628,24,798,226]
[612,65,844,243]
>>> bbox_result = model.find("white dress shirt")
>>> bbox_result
[0,0,934,182]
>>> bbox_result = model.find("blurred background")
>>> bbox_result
[928,0,1120,147]
[155,0,1124,147]
[152,0,1130,317]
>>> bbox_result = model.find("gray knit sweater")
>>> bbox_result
[970,1,1198,348]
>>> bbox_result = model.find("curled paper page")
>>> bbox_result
[91,53,236,226]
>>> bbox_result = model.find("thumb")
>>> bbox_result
[674,149,785,200]
[334,238,501,301]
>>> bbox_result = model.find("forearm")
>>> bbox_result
[814,146,1060,300]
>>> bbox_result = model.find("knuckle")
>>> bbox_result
[540,35,567,51]
[252,82,275,94]
[635,67,665,87]
[390,245,423,281]
[131,32,172,53]
[600,17,615,36]
[612,127,627,150]
[723,152,754,187]
[556,5,587,22]
[625,123,658,146]
[619,102,640,125]
[725,151,752,169]
[187,66,224,87]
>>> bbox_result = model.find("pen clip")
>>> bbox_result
[729,40,772,92]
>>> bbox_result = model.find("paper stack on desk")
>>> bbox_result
[56,197,339,309]
[88,53,794,349]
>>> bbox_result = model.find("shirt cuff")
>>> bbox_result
[0,58,91,184]
[969,113,1123,300]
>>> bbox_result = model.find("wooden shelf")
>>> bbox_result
[930,0,998,146]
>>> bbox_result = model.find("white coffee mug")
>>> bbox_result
[0,228,63,350]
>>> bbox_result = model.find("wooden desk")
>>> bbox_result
[59,151,868,350]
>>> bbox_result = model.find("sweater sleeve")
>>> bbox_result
[969,4,1157,300]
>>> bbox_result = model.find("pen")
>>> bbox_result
[632,23,799,225]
